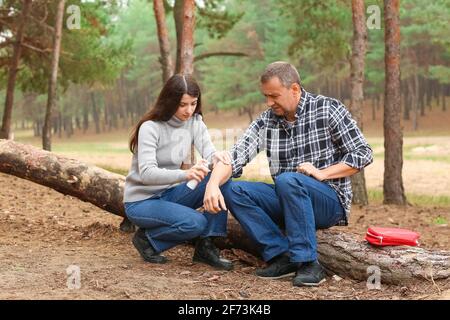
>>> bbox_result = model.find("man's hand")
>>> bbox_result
[212,151,231,168]
[204,182,227,214]
[297,162,327,181]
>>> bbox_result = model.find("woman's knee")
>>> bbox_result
[178,214,208,238]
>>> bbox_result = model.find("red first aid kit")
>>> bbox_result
[365,227,420,246]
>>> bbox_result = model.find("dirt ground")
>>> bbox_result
[0,172,449,300]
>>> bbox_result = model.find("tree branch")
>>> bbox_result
[194,51,249,62]
[21,42,52,54]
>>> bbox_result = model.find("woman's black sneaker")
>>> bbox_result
[292,260,326,286]
[193,237,233,271]
[255,253,297,279]
[132,228,167,264]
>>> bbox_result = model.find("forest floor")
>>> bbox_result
[0,172,449,300]
[1,106,450,300]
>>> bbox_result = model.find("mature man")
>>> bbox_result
[203,61,373,287]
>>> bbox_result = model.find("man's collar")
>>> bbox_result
[296,87,308,118]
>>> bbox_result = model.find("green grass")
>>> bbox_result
[98,165,129,176]
[235,176,273,184]
[235,179,450,207]
[371,143,450,163]
[368,189,450,207]
[432,216,448,225]
[373,153,450,163]
[51,142,129,155]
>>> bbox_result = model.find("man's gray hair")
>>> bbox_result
[260,61,301,88]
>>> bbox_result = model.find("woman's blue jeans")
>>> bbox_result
[124,174,231,253]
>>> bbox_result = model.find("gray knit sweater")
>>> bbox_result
[123,114,216,203]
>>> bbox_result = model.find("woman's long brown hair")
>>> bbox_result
[129,74,202,153]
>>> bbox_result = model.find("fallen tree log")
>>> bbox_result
[1,139,449,284]
[0,139,135,232]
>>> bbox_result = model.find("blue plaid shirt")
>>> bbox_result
[229,88,373,225]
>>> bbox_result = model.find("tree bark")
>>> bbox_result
[1,139,449,284]
[90,93,101,134]
[442,84,446,112]
[383,0,406,205]
[419,76,425,116]
[178,0,195,75]
[194,52,249,62]
[403,88,410,120]
[42,0,65,151]
[0,0,32,140]
[372,96,376,121]
[173,0,184,73]
[0,139,126,217]
[153,0,174,83]
[82,103,89,133]
[407,74,419,131]
[349,0,369,206]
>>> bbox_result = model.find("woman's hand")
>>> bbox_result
[212,151,231,168]
[186,159,210,183]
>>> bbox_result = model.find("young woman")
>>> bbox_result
[123,74,233,270]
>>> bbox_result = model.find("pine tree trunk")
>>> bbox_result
[403,89,410,120]
[83,104,89,133]
[349,0,368,205]
[179,0,195,75]
[426,78,433,117]
[442,84,446,112]
[58,112,63,138]
[42,0,65,151]
[0,0,32,140]
[419,77,425,116]
[372,96,376,121]
[413,74,419,131]
[153,0,174,83]
[383,0,406,205]
[91,93,101,134]
[173,0,184,73]
[118,73,128,129]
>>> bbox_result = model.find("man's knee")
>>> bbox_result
[218,178,233,195]
[222,181,245,200]
[275,172,300,187]
[222,181,256,218]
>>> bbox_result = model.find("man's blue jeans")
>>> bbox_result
[222,172,345,263]
[124,174,231,253]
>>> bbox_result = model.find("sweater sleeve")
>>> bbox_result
[193,115,216,164]
[137,121,187,185]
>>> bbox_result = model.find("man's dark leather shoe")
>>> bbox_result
[292,260,327,287]
[255,253,297,279]
[132,228,167,264]
[193,237,233,271]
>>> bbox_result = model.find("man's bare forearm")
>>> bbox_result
[209,162,232,186]
[321,162,359,180]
